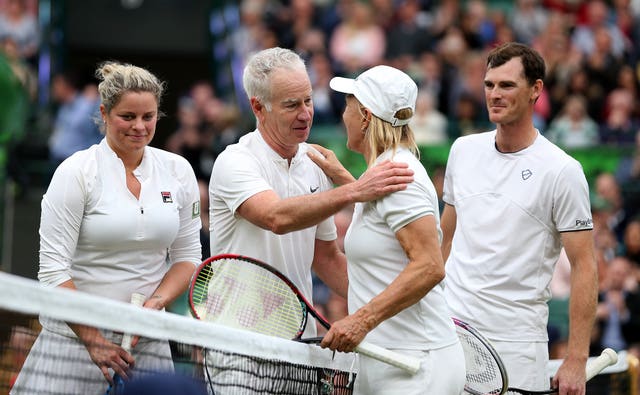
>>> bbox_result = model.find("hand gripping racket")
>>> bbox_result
[453,317,618,395]
[105,292,146,395]
[189,254,421,374]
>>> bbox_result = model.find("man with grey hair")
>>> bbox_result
[209,47,414,336]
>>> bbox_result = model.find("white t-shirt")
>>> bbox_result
[38,138,202,336]
[209,130,336,335]
[443,130,593,342]
[346,148,458,350]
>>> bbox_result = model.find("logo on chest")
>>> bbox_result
[521,169,532,180]
[161,191,173,203]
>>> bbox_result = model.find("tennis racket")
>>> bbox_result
[453,317,618,395]
[189,254,421,375]
[104,292,146,395]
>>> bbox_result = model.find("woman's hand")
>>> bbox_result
[320,313,372,353]
[307,144,356,186]
[70,324,135,384]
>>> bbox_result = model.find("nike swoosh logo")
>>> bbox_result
[309,186,319,193]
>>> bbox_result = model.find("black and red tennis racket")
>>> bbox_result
[453,317,618,395]
[188,254,420,374]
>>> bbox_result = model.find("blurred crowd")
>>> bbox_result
[2,0,640,364]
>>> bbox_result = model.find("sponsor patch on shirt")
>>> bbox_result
[192,201,200,219]
[161,191,173,203]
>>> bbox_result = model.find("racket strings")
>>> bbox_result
[192,258,305,339]
[456,328,504,395]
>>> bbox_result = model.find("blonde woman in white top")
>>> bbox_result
[310,65,465,395]
[12,62,202,394]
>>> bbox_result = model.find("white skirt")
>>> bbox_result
[11,324,174,395]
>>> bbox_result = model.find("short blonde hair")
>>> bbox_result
[95,61,165,114]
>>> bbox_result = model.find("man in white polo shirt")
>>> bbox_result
[441,42,597,394]
[209,47,414,338]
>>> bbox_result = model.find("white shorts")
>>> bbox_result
[491,340,549,390]
[354,341,466,395]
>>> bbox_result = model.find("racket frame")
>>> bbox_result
[454,317,508,395]
[454,317,619,395]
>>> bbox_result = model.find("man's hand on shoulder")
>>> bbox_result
[351,160,414,202]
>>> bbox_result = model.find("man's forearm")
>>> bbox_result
[566,261,598,360]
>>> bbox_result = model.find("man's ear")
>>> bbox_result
[250,97,262,113]
[531,79,544,102]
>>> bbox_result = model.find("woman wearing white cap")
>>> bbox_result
[309,65,466,394]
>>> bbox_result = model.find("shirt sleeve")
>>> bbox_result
[38,160,86,287]
[211,149,273,215]
[442,140,458,206]
[377,158,436,233]
[553,159,593,232]
[168,160,203,266]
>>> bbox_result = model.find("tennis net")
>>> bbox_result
[0,272,357,395]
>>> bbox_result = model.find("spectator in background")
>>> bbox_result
[410,90,448,146]
[165,97,207,180]
[436,27,470,118]
[600,88,639,145]
[593,256,640,355]
[621,218,640,265]
[449,51,487,119]
[268,0,321,50]
[384,0,433,71]
[429,0,462,40]
[48,70,103,166]
[591,192,620,264]
[615,64,640,103]
[572,0,628,59]
[0,36,35,101]
[582,26,625,123]
[0,0,39,65]
[414,52,444,116]
[459,0,495,50]
[329,0,386,76]
[595,172,630,244]
[307,51,342,125]
[446,91,489,139]
[534,11,582,109]
[615,131,640,218]
[511,0,549,45]
[545,94,599,149]
[0,34,29,142]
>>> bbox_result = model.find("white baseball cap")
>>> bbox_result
[329,65,418,126]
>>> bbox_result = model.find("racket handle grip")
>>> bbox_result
[586,348,617,381]
[120,292,146,352]
[355,341,421,375]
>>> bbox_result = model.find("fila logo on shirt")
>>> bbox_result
[521,169,532,180]
[161,191,173,203]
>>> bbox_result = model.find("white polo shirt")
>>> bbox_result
[443,130,593,342]
[209,130,337,328]
[346,148,458,350]
[38,139,202,302]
